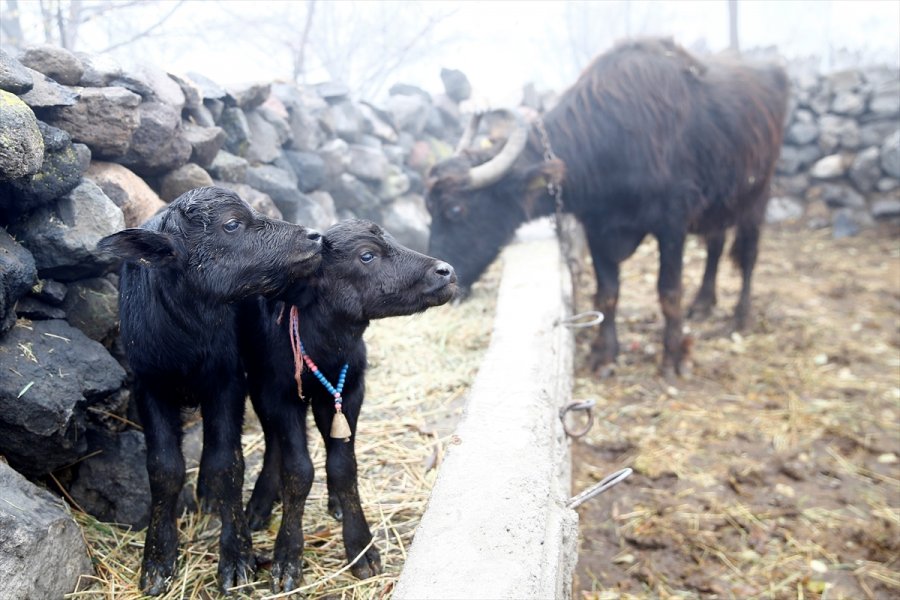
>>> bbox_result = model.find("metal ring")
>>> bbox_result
[559,399,595,438]
[566,468,633,510]
[556,311,604,329]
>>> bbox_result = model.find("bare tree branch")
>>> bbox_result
[293,0,316,83]
[98,0,185,54]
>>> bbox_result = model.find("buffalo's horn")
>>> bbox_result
[455,112,484,154]
[466,109,530,190]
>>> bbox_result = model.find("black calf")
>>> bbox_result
[238,219,457,592]
[98,186,323,595]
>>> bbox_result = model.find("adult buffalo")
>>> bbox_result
[426,37,789,378]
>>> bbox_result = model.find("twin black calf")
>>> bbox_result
[99,187,323,594]
[239,219,457,591]
[101,189,456,595]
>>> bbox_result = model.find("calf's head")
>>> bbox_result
[98,186,323,301]
[312,219,457,321]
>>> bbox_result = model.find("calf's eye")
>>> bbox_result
[360,251,375,263]
[223,219,241,233]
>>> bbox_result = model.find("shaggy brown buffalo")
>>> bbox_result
[426,37,789,377]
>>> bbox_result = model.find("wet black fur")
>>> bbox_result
[97,186,323,595]
[237,219,456,592]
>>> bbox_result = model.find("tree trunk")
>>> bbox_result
[728,0,739,53]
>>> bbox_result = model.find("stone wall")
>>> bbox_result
[770,65,900,234]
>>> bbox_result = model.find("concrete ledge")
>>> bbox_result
[394,227,577,600]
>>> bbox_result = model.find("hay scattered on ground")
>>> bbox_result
[571,224,900,600]
[70,263,501,599]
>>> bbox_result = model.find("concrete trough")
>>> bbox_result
[394,223,578,600]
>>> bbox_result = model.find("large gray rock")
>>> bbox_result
[220,106,250,156]
[859,119,899,148]
[814,182,866,210]
[440,68,472,102]
[347,143,388,182]
[119,101,192,175]
[283,150,326,192]
[43,86,141,158]
[109,62,185,111]
[359,102,399,143]
[75,52,124,87]
[186,71,230,101]
[159,163,214,202]
[85,161,166,228]
[315,81,350,103]
[0,48,34,94]
[245,164,310,222]
[0,319,126,475]
[62,276,119,344]
[871,196,900,220]
[881,130,900,179]
[0,122,90,221]
[9,180,125,281]
[208,150,249,183]
[848,146,882,193]
[0,461,93,599]
[765,196,805,224]
[386,93,430,136]
[19,44,85,85]
[830,91,865,116]
[0,91,43,181]
[245,109,284,164]
[810,153,850,179]
[785,109,818,146]
[818,114,860,152]
[378,193,430,253]
[183,122,226,168]
[318,138,351,179]
[326,172,382,221]
[18,67,80,108]
[0,228,37,334]
[326,100,366,142]
[228,81,271,110]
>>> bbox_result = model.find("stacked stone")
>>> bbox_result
[770,65,900,236]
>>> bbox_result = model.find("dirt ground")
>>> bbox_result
[570,223,900,600]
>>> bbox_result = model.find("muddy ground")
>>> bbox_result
[570,223,900,600]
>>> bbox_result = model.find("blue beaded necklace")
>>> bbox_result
[288,305,353,441]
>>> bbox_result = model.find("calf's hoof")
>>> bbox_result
[328,495,343,521]
[218,552,256,595]
[140,560,175,596]
[246,501,274,531]
[271,557,303,593]
[350,546,382,579]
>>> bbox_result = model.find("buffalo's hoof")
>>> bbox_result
[140,560,175,596]
[271,557,303,593]
[687,299,715,320]
[218,552,256,595]
[350,546,382,579]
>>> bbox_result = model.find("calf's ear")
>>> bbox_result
[97,229,179,267]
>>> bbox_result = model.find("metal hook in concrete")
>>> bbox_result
[559,399,595,438]
[566,467,633,509]
[555,310,604,329]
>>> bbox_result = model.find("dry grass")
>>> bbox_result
[571,224,900,600]
[69,262,502,599]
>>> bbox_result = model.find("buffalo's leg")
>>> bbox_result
[137,388,185,596]
[584,226,645,377]
[312,397,381,579]
[199,383,255,594]
[656,228,688,379]
[688,231,725,320]
[730,210,765,331]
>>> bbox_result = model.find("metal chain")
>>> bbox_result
[536,115,582,313]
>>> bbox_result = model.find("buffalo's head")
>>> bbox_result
[425,110,564,295]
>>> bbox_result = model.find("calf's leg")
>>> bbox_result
[730,215,764,331]
[199,382,255,593]
[312,399,381,579]
[137,389,185,596]
[269,401,314,592]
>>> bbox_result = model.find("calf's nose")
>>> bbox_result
[435,261,456,282]
[307,230,322,242]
